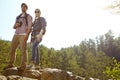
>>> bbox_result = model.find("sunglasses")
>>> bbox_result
[35,11,39,13]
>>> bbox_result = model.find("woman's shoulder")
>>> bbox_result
[40,17,46,20]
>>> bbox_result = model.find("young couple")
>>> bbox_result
[4,3,47,71]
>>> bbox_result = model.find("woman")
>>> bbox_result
[29,9,47,69]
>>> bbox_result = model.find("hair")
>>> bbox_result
[21,3,28,9]
[35,8,41,13]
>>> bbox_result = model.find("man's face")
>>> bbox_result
[21,5,27,13]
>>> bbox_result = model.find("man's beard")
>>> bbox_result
[22,9,26,13]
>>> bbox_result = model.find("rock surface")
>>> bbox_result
[1,67,85,80]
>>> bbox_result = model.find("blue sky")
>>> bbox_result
[0,0,120,50]
[0,0,23,40]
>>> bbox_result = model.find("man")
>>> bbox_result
[4,3,32,71]
[29,8,46,70]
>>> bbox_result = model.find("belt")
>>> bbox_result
[15,33,26,35]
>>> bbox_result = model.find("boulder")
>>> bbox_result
[2,67,85,80]
[41,68,71,80]
[75,76,85,80]
[23,70,41,79]
[0,75,7,80]
[3,67,41,79]
[7,75,23,80]
[3,67,19,76]
[7,75,37,80]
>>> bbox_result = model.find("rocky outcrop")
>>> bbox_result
[0,75,7,80]
[1,67,85,80]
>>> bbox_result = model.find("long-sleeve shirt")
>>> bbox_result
[31,17,47,41]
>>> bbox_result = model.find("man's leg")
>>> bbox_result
[4,35,19,69]
[18,35,27,70]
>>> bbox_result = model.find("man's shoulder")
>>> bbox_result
[26,13,32,18]
[16,13,32,18]
[16,13,22,19]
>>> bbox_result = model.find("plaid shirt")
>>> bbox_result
[14,13,32,35]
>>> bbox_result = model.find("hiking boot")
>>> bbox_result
[35,65,40,70]
[26,61,35,70]
[17,66,26,72]
[3,65,14,70]
[26,64,35,70]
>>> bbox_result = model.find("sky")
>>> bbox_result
[0,0,120,50]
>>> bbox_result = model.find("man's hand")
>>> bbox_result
[24,34,29,41]
[24,28,31,41]
[13,23,21,29]
[29,41,33,46]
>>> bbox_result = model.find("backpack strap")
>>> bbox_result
[16,13,29,26]
[25,13,29,26]
[16,13,22,20]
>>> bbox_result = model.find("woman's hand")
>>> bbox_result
[36,35,42,42]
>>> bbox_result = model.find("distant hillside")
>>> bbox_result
[0,30,120,79]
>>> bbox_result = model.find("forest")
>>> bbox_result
[1,30,120,79]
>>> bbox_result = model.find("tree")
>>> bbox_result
[0,30,119,79]
[96,30,119,59]
[104,58,120,79]
[0,40,10,73]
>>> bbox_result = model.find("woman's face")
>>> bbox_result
[35,10,41,17]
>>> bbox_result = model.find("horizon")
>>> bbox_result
[0,29,119,50]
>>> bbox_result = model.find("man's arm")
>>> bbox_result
[24,15,33,41]
[13,17,20,29]
[13,23,21,29]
